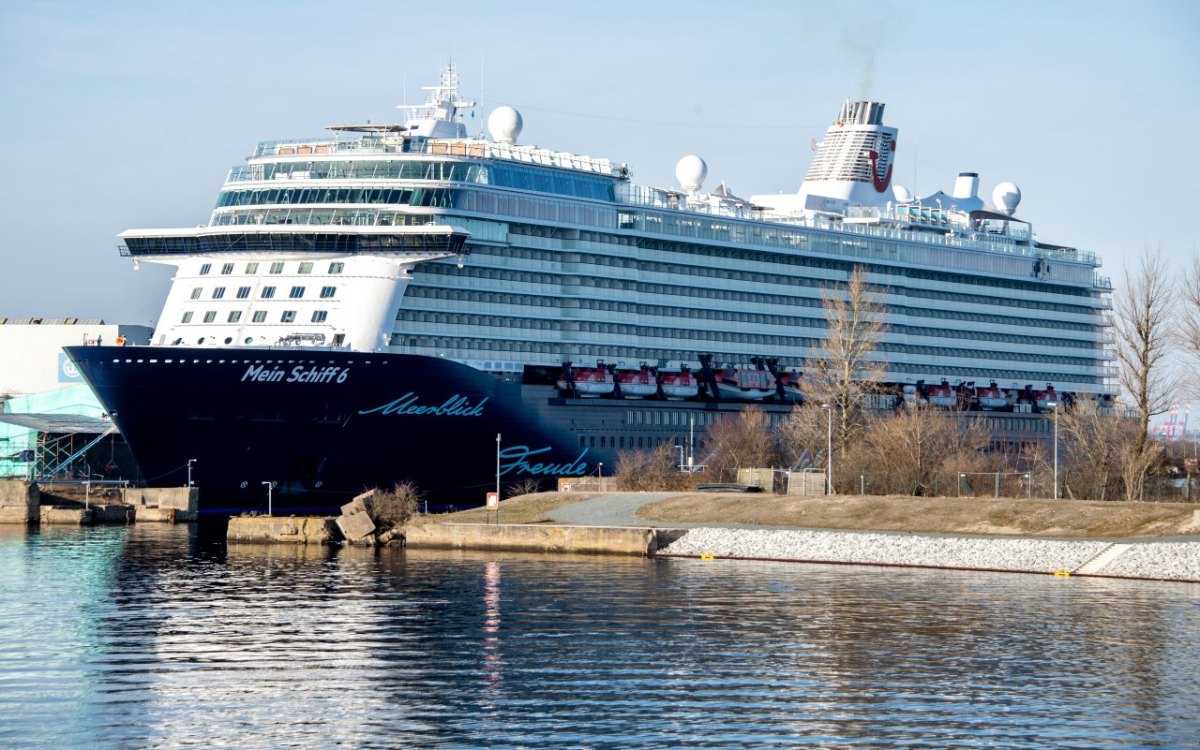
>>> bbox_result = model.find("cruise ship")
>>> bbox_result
[66,66,1114,512]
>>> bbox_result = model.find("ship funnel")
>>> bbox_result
[951,172,979,201]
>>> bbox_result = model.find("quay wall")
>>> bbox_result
[404,522,657,556]
[0,480,39,524]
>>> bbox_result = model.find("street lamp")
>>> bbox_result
[598,462,604,483]
[676,444,685,472]
[186,458,196,487]
[261,481,273,516]
[821,404,833,495]
[495,433,501,504]
[1046,401,1059,500]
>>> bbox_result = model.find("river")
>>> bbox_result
[1,521,1197,748]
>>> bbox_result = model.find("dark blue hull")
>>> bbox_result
[65,346,607,513]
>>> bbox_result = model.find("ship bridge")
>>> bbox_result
[119,224,469,259]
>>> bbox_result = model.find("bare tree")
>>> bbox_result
[700,406,777,480]
[773,404,829,470]
[849,407,990,496]
[1182,254,1200,390]
[614,442,693,491]
[805,265,889,453]
[1055,395,1125,500]
[1113,248,1177,448]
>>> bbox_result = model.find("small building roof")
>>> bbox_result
[0,413,118,435]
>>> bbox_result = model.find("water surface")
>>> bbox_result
[1,522,1197,748]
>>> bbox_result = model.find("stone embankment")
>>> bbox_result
[658,527,1200,583]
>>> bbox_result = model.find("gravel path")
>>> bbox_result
[544,493,1200,583]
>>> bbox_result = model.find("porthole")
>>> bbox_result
[244,337,253,344]
[224,337,233,345]
[239,481,248,489]
[197,337,206,344]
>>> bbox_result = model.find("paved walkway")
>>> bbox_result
[547,493,683,527]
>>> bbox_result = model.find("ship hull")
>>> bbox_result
[65,346,601,514]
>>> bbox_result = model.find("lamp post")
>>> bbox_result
[186,458,196,487]
[677,444,685,472]
[1046,401,1059,500]
[495,433,501,503]
[821,404,833,495]
[598,462,604,485]
[261,481,273,516]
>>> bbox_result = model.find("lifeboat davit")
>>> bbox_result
[713,365,776,401]
[976,381,1008,411]
[556,361,615,398]
[658,365,699,400]
[615,363,658,399]
[777,369,804,403]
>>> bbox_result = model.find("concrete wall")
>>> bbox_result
[124,487,199,513]
[0,480,39,524]
[227,515,339,544]
[404,522,657,556]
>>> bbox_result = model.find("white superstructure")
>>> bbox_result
[118,67,1114,398]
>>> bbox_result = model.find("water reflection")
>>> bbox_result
[1,522,1197,749]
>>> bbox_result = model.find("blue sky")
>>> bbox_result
[0,0,1196,324]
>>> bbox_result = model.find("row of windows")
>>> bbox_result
[395,308,1098,369]
[410,264,1101,342]
[190,285,337,300]
[228,159,616,201]
[198,261,345,276]
[180,310,328,324]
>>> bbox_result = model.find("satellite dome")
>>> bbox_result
[487,106,523,145]
[675,155,707,193]
[892,184,913,203]
[992,182,1022,215]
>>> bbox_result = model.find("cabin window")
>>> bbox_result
[289,286,305,299]
[251,311,267,323]
[199,263,212,275]
[236,287,251,299]
[244,262,259,274]
[227,311,242,323]
[281,310,296,323]
[298,262,313,274]
[221,263,234,275]
[328,262,344,274]
[311,310,328,323]
[202,311,216,323]
[269,262,284,274]
[261,286,276,299]
[190,287,202,300]
[320,286,336,299]
[212,287,225,299]
[181,312,193,323]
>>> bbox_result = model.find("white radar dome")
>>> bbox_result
[992,181,1022,215]
[892,184,913,203]
[675,155,707,193]
[487,106,523,145]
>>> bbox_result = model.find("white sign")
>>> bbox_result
[485,492,499,509]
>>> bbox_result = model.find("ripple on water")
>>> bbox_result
[0,523,1197,749]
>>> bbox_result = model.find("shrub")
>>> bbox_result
[364,481,422,530]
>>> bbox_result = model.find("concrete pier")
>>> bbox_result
[226,515,339,544]
[0,481,39,524]
[403,522,659,557]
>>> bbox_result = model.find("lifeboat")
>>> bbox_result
[925,379,957,409]
[1034,383,1059,412]
[976,381,1008,411]
[556,361,615,398]
[712,364,776,401]
[658,365,699,400]
[615,363,658,399]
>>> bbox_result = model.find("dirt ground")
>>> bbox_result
[443,491,1200,538]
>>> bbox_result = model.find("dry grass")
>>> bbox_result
[420,490,1200,538]
[635,493,1200,538]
